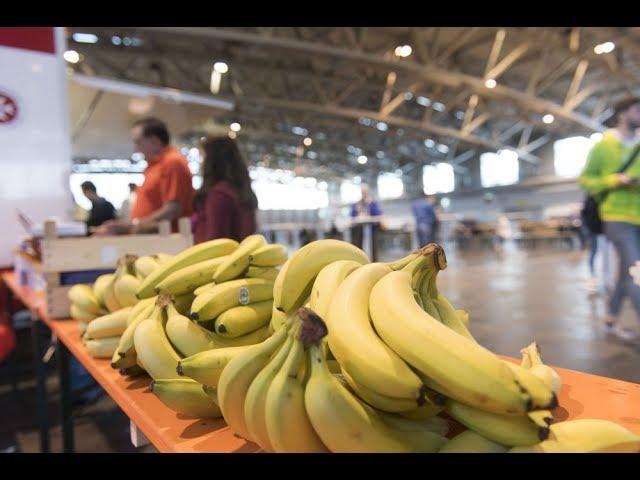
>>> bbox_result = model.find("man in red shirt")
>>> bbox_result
[95,118,194,235]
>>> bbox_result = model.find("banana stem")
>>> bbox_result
[297,307,328,348]
[386,252,419,271]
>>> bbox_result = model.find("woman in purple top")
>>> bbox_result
[350,184,383,261]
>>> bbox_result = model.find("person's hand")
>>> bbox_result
[92,220,133,236]
[617,173,633,186]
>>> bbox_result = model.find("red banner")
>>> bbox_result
[0,27,55,55]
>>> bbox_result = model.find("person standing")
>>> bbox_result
[80,181,116,232]
[94,118,194,235]
[350,184,383,261]
[192,136,257,243]
[579,96,640,341]
[119,183,138,221]
[412,194,438,246]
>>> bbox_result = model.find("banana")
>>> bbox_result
[369,247,532,415]
[133,296,181,380]
[70,304,99,323]
[268,307,288,333]
[173,292,195,316]
[214,300,273,338]
[300,308,445,453]
[111,348,137,370]
[113,255,141,307]
[326,262,424,401]
[68,284,103,315]
[510,419,640,453]
[190,278,274,322]
[244,333,295,451]
[155,253,173,264]
[134,255,160,280]
[456,309,470,328]
[216,326,290,441]
[202,384,219,405]
[115,300,156,359]
[273,239,369,314]
[264,324,328,453]
[137,239,239,298]
[248,243,288,267]
[193,282,216,296]
[154,256,229,297]
[78,320,89,336]
[126,296,157,326]
[84,337,120,358]
[309,260,361,319]
[151,379,222,418]
[520,342,562,394]
[528,410,555,428]
[103,275,123,312]
[246,266,279,282]
[93,274,115,308]
[503,361,557,410]
[439,430,508,453]
[445,399,549,446]
[212,234,267,283]
[85,307,132,339]
[120,364,146,377]
[378,412,450,437]
[176,345,252,387]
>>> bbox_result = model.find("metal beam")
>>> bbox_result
[380,71,397,111]
[564,59,589,106]
[485,42,530,81]
[451,149,476,165]
[484,29,507,77]
[519,134,550,154]
[462,112,491,134]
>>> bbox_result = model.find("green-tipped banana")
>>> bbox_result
[154,256,228,297]
[309,259,361,319]
[190,278,274,322]
[212,234,267,283]
[151,379,222,418]
[176,345,252,387]
[214,300,273,338]
[85,307,132,339]
[445,399,549,447]
[273,239,369,314]
[68,284,103,315]
[137,239,239,299]
[248,243,288,267]
[440,430,508,453]
[246,266,279,282]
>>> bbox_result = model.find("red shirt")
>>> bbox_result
[192,181,257,243]
[132,146,194,228]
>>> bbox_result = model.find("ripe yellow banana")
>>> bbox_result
[309,259,361,319]
[134,255,160,280]
[439,430,508,453]
[137,238,239,298]
[246,266,279,282]
[244,333,294,451]
[193,282,216,296]
[78,320,89,336]
[378,412,450,437]
[154,256,228,297]
[84,336,120,358]
[103,275,123,312]
[510,419,640,453]
[85,307,132,339]
[70,304,100,323]
[190,278,274,322]
[248,243,288,268]
[268,307,288,333]
[93,274,115,308]
[151,378,222,419]
[520,342,562,394]
[133,296,181,380]
[112,255,141,307]
[176,345,252,387]
[126,296,157,326]
[264,325,328,452]
[212,234,267,283]
[445,399,548,446]
[528,409,555,428]
[273,239,369,314]
[216,326,289,442]
[326,262,424,401]
[214,300,273,338]
[173,292,194,316]
[111,347,137,370]
[300,308,445,453]
[503,361,557,409]
[369,247,532,415]
[155,253,173,264]
[115,300,156,360]
[68,284,103,315]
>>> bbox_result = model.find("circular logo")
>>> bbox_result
[0,92,18,124]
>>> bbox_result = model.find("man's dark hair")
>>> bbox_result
[132,117,170,146]
[614,96,640,120]
[81,181,97,193]
[128,183,138,192]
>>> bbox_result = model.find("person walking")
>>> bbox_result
[579,96,640,341]
[412,194,438,246]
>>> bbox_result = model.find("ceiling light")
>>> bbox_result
[72,33,98,44]
[214,62,229,74]
[594,42,615,55]
[376,122,388,131]
[123,37,132,46]
[437,144,449,154]
[454,110,465,120]
[210,70,222,94]
[111,36,122,45]
[432,102,446,112]
[63,50,80,64]
[416,96,431,106]
[394,45,413,58]
[292,126,309,136]
[424,139,435,148]
[228,131,237,139]
[357,155,368,165]
[303,137,313,146]
[485,78,497,89]
[230,122,241,132]
[542,114,555,124]
[376,151,385,159]
[404,92,414,100]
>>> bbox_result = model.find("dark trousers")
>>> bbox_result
[351,224,379,262]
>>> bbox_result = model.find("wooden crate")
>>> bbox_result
[42,218,193,319]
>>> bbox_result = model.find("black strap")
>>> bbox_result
[617,142,640,174]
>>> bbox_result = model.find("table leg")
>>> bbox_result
[57,342,75,453]
[31,317,50,453]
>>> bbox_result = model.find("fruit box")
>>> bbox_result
[40,218,193,319]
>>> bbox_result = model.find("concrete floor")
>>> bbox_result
[1,243,639,452]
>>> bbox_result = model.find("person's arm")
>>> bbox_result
[579,144,624,196]
[132,201,181,233]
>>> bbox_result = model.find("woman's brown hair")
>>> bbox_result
[194,136,258,210]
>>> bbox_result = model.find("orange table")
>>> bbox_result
[2,271,640,453]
